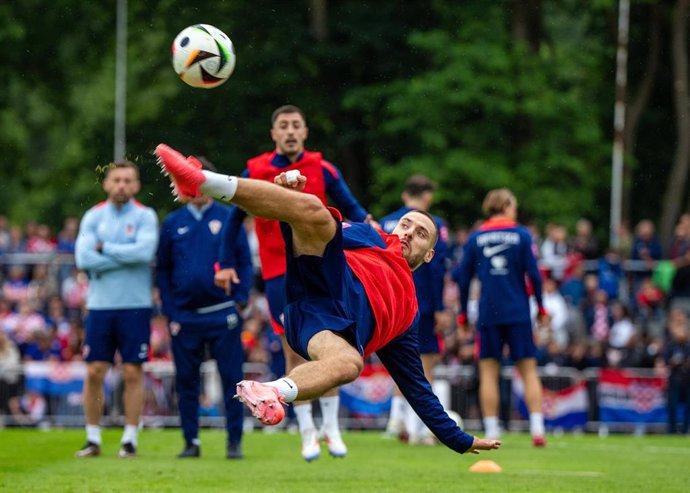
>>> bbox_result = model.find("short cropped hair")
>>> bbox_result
[482,188,517,217]
[404,175,436,198]
[271,105,307,125]
[104,160,139,179]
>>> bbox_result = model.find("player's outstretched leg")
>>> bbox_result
[234,381,286,426]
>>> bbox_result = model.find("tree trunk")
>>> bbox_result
[623,1,662,224]
[660,0,690,252]
[511,0,542,53]
[310,0,328,41]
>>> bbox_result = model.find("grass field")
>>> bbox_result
[0,429,688,492]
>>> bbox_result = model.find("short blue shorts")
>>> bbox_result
[477,320,536,361]
[281,221,375,361]
[84,308,151,364]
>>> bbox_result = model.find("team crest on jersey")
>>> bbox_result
[208,219,223,235]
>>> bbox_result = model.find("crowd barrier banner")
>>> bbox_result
[598,368,667,424]
[24,361,86,396]
[339,362,394,416]
[513,373,588,429]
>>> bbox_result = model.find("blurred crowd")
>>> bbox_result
[1,213,690,431]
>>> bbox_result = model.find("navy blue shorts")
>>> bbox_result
[417,312,440,355]
[477,320,536,361]
[281,221,375,361]
[84,308,152,364]
[264,275,287,335]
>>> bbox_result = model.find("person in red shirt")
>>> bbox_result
[214,106,371,461]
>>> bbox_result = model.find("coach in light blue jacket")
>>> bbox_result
[156,157,253,460]
[74,161,159,459]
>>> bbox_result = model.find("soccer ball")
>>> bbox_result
[171,24,236,89]
[446,409,464,429]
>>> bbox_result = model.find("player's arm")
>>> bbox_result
[155,218,178,321]
[378,331,471,454]
[74,210,123,273]
[101,209,159,264]
[323,162,368,222]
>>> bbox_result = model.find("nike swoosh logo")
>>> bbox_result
[177,226,189,234]
[284,379,294,389]
[483,244,511,257]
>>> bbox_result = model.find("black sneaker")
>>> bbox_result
[118,442,137,458]
[226,441,243,460]
[75,441,101,458]
[177,443,200,458]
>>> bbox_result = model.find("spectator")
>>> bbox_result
[542,278,569,349]
[631,220,662,272]
[2,265,29,306]
[3,300,48,353]
[0,330,21,419]
[22,330,62,361]
[6,225,27,254]
[606,302,637,367]
[56,217,79,254]
[27,263,59,305]
[636,278,665,337]
[597,249,623,300]
[541,224,569,281]
[571,218,599,260]
[0,215,10,254]
[585,289,612,344]
[26,224,56,254]
[663,308,690,434]
[60,267,88,320]
[560,261,586,307]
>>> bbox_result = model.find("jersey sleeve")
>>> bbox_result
[376,329,475,453]
[430,219,449,312]
[74,209,123,273]
[231,224,254,306]
[218,206,247,269]
[102,208,159,264]
[323,162,368,222]
[522,230,544,309]
[455,237,477,317]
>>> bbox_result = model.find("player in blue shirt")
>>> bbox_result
[74,161,159,458]
[380,175,452,444]
[157,158,253,460]
[454,188,548,446]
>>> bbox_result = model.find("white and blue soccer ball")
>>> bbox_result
[171,24,236,89]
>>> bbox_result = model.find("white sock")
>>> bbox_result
[530,412,545,437]
[483,416,500,439]
[266,377,299,403]
[404,401,424,439]
[388,395,406,425]
[86,425,102,446]
[192,438,201,446]
[319,396,340,433]
[200,170,238,202]
[121,424,138,446]
[294,403,316,434]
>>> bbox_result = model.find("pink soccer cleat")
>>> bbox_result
[234,380,286,426]
[154,143,206,199]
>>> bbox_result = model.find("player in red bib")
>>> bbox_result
[155,143,501,456]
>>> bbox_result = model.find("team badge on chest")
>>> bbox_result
[208,219,222,235]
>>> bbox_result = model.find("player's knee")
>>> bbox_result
[297,194,332,229]
[121,364,143,384]
[336,354,363,385]
[86,363,108,382]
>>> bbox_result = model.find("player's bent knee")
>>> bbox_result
[335,354,363,385]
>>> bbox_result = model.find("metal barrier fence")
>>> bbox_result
[0,362,673,434]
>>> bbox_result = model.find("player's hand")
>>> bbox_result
[364,214,382,231]
[274,171,307,192]
[468,437,501,454]
[215,268,240,295]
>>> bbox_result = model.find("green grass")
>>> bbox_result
[0,429,688,492]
